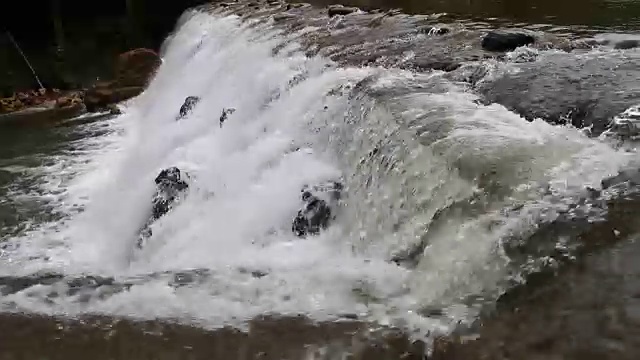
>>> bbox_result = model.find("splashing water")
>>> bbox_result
[0,11,637,339]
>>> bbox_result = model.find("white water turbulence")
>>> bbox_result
[0,10,637,339]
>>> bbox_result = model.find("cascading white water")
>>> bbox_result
[0,10,637,338]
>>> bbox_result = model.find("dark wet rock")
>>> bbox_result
[292,181,343,237]
[114,48,162,88]
[476,51,640,136]
[176,96,201,120]
[170,269,212,287]
[83,49,160,112]
[413,59,461,72]
[604,105,640,140]
[84,84,144,112]
[602,168,640,190]
[137,167,190,248]
[106,104,121,115]
[0,273,64,296]
[328,5,359,17]
[238,267,269,278]
[219,107,236,127]
[614,39,640,50]
[286,3,307,10]
[151,167,189,221]
[273,12,297,22]
[586,186,602,200]
[66,276,116,296]
[481,30,536,52]
[567,38,598,51]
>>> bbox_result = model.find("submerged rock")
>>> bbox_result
[273,13,297,22]
[137,167,190,248]
[176,96,200,120]
[614,39,640,50]
[292,181,343,237]
[476,51,640,136]
[328,5,359,17]
[601,168,640,190]
[106,104,121,115]
[286,3,308,10]
[481,30,535,52]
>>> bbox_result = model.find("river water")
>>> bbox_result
[2,0,640,359]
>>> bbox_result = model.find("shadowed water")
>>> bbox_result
[307,0,640,30]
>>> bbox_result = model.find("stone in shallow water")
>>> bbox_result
[292,181,343,237]
[481,30,536,52]
[614,39,640,50]
[137,167,190,248]
[601,168,640,190]
[273,12,297,22]
[327,5,359,18]
[605,104,640,140]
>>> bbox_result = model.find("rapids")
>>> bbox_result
[1,6,639,345]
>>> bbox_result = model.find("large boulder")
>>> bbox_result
[114,48,162,88]
[83,48,161,112]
